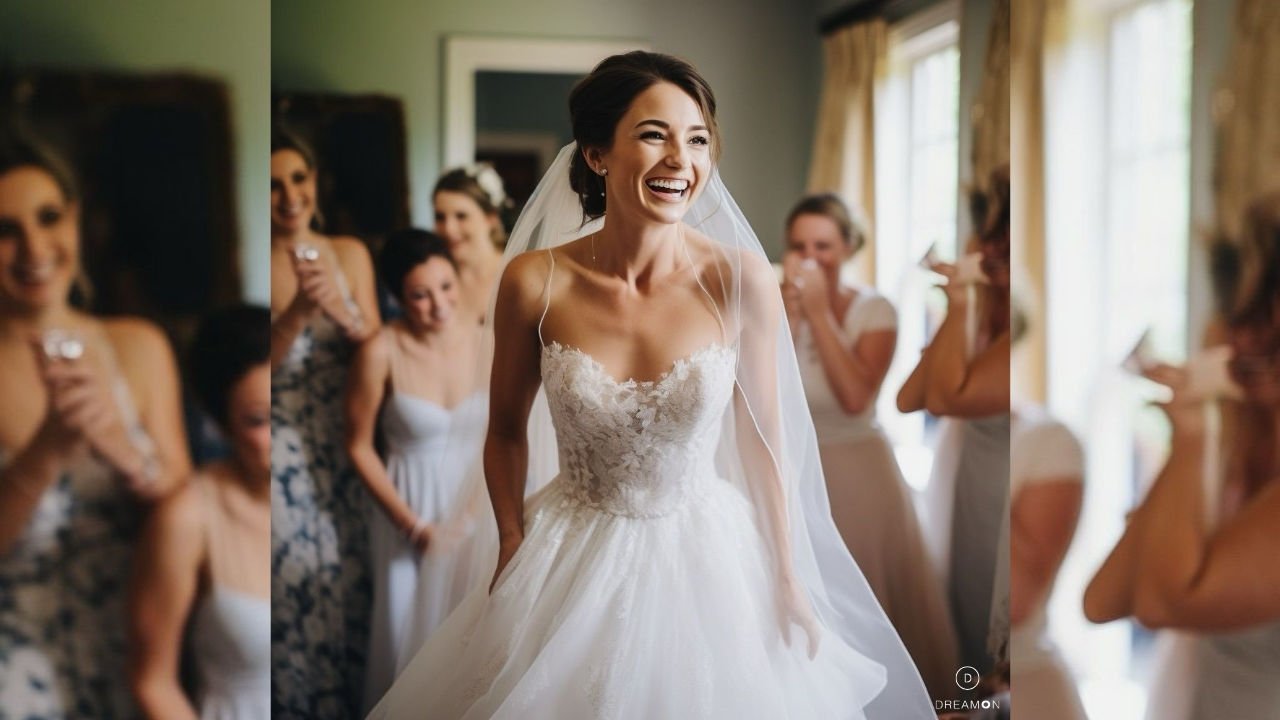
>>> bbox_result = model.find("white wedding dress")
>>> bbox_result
[368,328,892,719]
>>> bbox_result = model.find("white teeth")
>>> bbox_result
[646,178,689,192]
[15,264,53,283]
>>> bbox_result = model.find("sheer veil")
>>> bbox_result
[420,142,934,717]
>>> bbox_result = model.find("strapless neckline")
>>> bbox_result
[541,340,733,389]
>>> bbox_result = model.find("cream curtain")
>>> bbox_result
[807,19,886,284]
[1214,0,1280,238]
[974,0,1011,184]
[1010,0,1053,402]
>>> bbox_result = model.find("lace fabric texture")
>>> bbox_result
[543,341,734,518]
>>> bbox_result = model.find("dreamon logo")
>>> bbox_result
[935,666,1002,712]
[936,698,1002,712]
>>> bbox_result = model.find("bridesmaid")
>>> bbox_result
[130,305,271,720]
[432,165,508,322]
[269,125,381,717]
[0,132,189,715]
[1008,306,1088,720]
[346,229,486,710]
[1085,192,1280,718]
[780,193,959,700]
[898,166,1012,678]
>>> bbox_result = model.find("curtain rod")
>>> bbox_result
[818,0,890,35]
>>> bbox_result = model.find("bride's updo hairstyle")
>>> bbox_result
[567,51,721,220]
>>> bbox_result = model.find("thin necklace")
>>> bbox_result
[590,232,597,267]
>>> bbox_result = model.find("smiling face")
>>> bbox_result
[433,190,498,263]
[786,213,849,276]
[0,166,80,314]
[227,363,271,480]
[270,149,317,235]
[400,255,461,333]
[587,82,713,227]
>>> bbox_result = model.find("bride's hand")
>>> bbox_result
[489,538,523,594]
[778,575,821,660]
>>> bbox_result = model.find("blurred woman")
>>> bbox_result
[130,305,270,720]
[1085,191,1280,718]
[782,192,958,699]
[432,165,508,322]
[898,166,1012,677]
[346,229,486,710]
[269,125,381,717]
[0,132,189,715]
[1008,305,1088,720]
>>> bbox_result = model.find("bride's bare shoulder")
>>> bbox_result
[682,225,775,289]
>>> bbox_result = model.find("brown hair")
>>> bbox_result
[568,51,720,219]
[432,167,508,246]
[0,128,79,203]
[1217,192,1280,497]
[785,193,867,255]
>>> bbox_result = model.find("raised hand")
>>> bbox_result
[32,338,152,492]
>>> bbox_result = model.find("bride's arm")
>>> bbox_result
[484,252,548,590]
[733,252,820,658]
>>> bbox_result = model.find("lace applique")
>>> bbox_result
[540,342,736,518]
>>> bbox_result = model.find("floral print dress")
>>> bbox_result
[0,379,146,718]
[271,304,371,719]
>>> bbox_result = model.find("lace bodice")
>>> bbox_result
[540,341,737,518]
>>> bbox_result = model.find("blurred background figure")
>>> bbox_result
[268,123,381,718]
[0,124,191,719]
[781,192,959,700]
[432,165,510,323]
[1083,192,1280,718]
[345,228,487,711]
[1,2,267,714]
[1007,303,1089,720]
[898,166,1012,684]
[1013,0,1278,717]
[130,304,271,720]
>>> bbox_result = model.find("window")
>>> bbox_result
[1043,1,1193,716]
[875,1,961,492]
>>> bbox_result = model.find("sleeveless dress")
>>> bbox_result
[947,413,1011,676]
[1009,406,1088,720]
[794,287,959,700]
[362,330,487,710]
[0,343,146,718]
[189,479,270,720]
[1190,621,1280,718]
[368,257,899,720]
[271,278,371,718]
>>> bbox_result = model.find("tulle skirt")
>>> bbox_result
[368,474,888,719]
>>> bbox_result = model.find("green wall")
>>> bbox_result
[272,0,824,256]
[0,0,271,303]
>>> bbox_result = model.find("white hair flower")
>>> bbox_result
[466,163,509,210]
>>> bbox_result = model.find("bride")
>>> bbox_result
[369,51,934,719]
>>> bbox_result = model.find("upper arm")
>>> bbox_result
[852,328,896,387]
[334,236,383,330]
[345,330,390,448]
[488,252,548,440]
[129,483,204,678]
[1137,483,1280,630]
[1012,480,1083,575]
[106,318,192,489]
